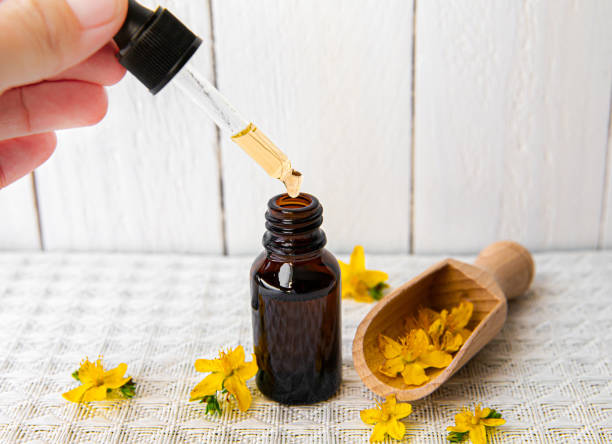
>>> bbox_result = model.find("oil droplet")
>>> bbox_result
[282,170,302,198]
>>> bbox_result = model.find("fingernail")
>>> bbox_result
[66,0,118,28]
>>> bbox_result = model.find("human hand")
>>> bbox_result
[0,0,128,188]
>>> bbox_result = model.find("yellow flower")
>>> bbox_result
[190,345,258,412]
[62,358,132,403]
[447,300,473,338]
[447,404,505,444]
[360,394,412,442]
[406,301,474,353]
[339,246,389,302]
[378,329,452,386]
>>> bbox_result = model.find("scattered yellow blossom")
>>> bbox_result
[190,345,258,413]
[339,246,389,302]
[378,329,452,386]
[447,404,505,443]
[406,300,474,353]
[360,394,412,442]
[62,357,134,403]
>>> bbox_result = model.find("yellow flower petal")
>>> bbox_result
[393,401,412,419]
[236,356,258,381]
[447,425,470,433]
[226,345,246,370]
[352,288,375,303]
[189,372,224,400]
[62,384,92,403]
[458,328,472,342]
[474,403,486,418]
[428,318,444,345]
[338,260,352,279]
[386,418,406,440]
[441,331,464,353]
[340,246,389,302]
[448,300,473,332]
[77,358,104,386]
[470,424,487,444]
[400,363,428,386]
[195,358,223,373]
[103,363,131,389]
[454,410,473,429]
[81,385,108,402]
[350,246,366,272]
[224,374,252,412]
[419,350,453,368]
[359,270,389,288]
[406,329,430,359]
[378,334,401,360]
[411,307,440,330]
[370,422,388,442]
[360,408,382,424]
[481,418,506,427]
[378,357,404,378]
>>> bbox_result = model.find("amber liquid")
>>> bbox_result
[250,250,341,404]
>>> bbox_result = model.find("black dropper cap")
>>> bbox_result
[113,0,202,95]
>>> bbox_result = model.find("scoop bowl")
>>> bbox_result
[352,241,534,401]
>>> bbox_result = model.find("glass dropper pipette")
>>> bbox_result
[112,0,302,196]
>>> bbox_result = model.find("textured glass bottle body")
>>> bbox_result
[251,194,342,404]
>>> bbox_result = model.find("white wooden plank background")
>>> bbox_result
[0,174,39,249]
[1,0,611,254]
[413,0,612,254]
[34,0,223,253]
[213,0,413,255]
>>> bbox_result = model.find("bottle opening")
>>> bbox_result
[271,193,318,213]
[276,193,311,209]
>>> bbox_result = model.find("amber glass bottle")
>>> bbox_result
[250,193,341,404]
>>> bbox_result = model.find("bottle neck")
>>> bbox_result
[263,194,327,257]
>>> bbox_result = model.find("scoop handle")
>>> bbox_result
[474,241,535,300]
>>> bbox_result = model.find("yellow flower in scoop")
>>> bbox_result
[446,300,473,337]
[62,357,132,403]
[406,301,474,353]
[360,394,412,442]
[378,329,452,386]
[190,345,258,412]
[339,246,389,302]
[447,404,505,443]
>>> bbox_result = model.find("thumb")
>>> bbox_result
[0,0,127,93]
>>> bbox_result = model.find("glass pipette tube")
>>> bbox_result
[173,64,302,197]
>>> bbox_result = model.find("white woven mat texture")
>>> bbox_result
[0,252,610,443]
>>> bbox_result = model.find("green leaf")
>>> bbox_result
[204,395,222,415]
[368,282,389,301]
[485,409,502,419]
[119,380,136,399]
[447,431,468,442]
[71,370,80,382]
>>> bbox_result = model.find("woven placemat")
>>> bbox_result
[0,252,610,443]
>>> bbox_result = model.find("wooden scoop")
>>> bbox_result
[352,241,534,401]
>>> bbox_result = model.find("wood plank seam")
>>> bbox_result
[409,0,418,255]
[597,83,612,249]
[207,0,228,256]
